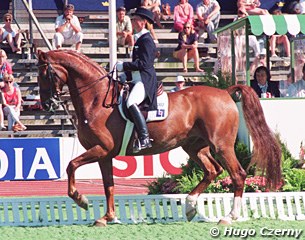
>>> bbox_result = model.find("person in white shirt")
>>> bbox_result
[116,7,134,48]
[288,64,305,97]
[0,13,22,53]
[53,4,83,51]
[196,0,221,43]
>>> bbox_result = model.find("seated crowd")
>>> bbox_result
[0,48,26,131]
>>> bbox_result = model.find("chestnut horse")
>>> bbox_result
[37,50,281,226]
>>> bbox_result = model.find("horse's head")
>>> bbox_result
[37,49,118,112]
[37,50,67,112]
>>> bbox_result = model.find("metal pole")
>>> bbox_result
[28,0,33,59]
[245,22,250,86]
[291,38,295,83]
[21,0,53,50]
[231,31,236,85]
[109,0,117,73]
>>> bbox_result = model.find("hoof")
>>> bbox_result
[185,195,197,221]
[78,194,89,210]
[218,217,232,226]
[186,208,197,222]
[72,191,89,210]
[94,219,107,227]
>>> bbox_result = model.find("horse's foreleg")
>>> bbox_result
[217,147,247,225]
[94,158,115,227]
[183,146,223,221]
[66,145,108,210]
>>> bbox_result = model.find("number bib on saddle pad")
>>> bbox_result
[146,91,168,122]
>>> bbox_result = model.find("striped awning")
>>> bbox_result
[249,15,305,36]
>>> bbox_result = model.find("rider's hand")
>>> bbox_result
[118,72,127,83]
[116,61,124,72]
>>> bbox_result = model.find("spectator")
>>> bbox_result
[288,2,304,79]
[279,72,293,97]
[2,73,26,131]
[173,22,204,73]
[287,64,305,97]
[161,3,172,21]
[171,75,186,92]
[287,1,302,14]
[144,0,163,29]
[269,9,290,59]
[196,0,221,43]
[116,7,134,49]
[250,66,280,98]
[237,0,269,16]
[0,93,5,130]
[173,0,194,32]
[0,48,13,88]
[300,0,305,13]
[53,4,83,51]
[0,13,21,53]
[234,11,262,74]
[140,0,159,43]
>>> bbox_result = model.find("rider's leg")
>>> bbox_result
[128,104,152,152]
[127,81,152,152]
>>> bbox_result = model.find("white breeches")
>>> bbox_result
[127,81,146,108]
[3,106,20,130]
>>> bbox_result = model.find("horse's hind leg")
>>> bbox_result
[182,145,223,221]
[217,146,247,225]
[66,145,109,211]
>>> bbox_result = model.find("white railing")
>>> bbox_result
[0,192,304,226]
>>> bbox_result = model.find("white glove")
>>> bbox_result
[116,61,124,72]
[118,72,127,83]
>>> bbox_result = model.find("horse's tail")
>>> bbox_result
[227,84,282,190]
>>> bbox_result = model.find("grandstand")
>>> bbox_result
[0,3,290,138]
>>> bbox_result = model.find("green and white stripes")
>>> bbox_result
[248,14,305,36]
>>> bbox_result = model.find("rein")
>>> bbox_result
[102,67,121,108]
[38,59,123,129]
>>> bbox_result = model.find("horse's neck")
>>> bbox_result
[66,74,117,120]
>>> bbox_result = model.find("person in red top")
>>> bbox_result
[0,49,13,130]
[1,73,26,131]
[173,0,194,32]
[0,49,13,88]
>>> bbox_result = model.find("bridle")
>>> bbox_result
[37,58,122,127]
[37,62,64,112]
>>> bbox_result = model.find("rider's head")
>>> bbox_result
[131,8,154,33]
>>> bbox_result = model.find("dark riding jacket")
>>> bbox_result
[122,32,158,110]
[250,80,280,98]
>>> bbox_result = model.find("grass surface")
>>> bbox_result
[0,219,304,240]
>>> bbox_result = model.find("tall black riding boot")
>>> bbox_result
[128,104,152,153]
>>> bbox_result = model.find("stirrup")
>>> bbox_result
[133,138,152,153]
